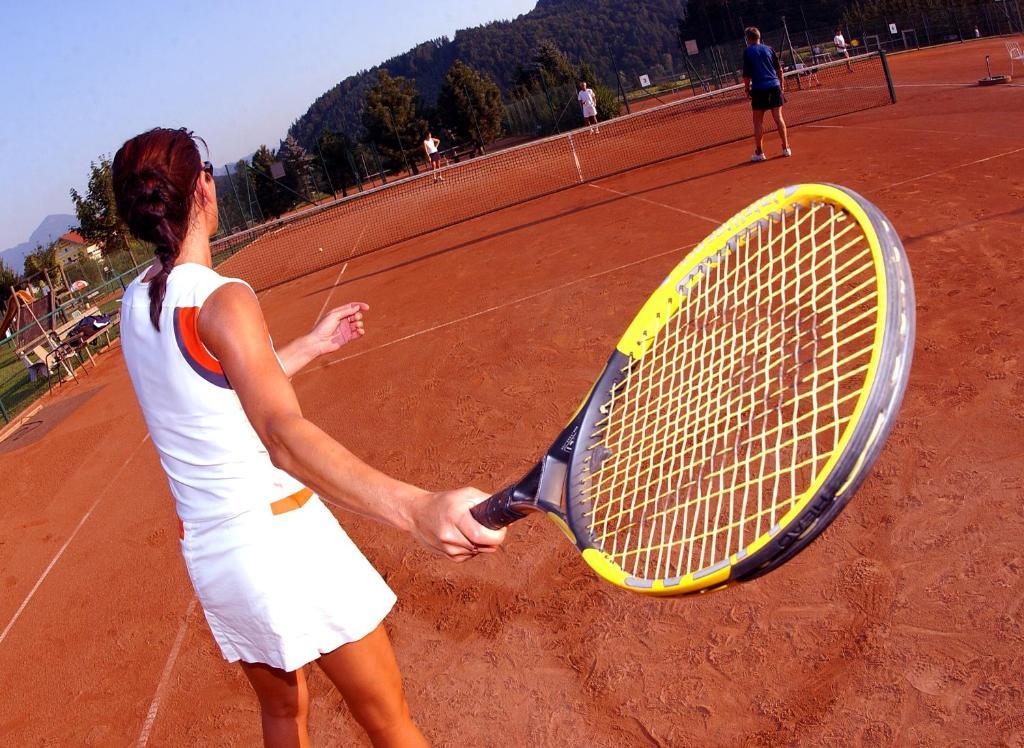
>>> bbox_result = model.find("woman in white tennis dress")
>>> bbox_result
[113,128,504,747]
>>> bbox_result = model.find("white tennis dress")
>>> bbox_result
[121,262,396,671]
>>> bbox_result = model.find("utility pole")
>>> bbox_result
[224,165,248,228]
[529,64,559,133]
[384,108,413,176]
[314,136,338,199]
[462,84,486,154]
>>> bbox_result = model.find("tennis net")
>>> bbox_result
[215,52,894,290]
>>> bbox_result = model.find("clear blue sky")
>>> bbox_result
[0,0,537,251]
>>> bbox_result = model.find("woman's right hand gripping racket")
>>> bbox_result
[473,184,914,595]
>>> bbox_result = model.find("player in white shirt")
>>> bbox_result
[834,29,854,72]
[423,131,443,182]
[577,81,600,133]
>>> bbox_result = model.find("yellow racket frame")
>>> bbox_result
[472,184,914,597]
[564,184,913,595]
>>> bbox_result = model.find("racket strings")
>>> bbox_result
[583,201,879,582]
[591,365,870,532]
[587,220,873,439]
[588,293,876,474]
[587,247,876,515]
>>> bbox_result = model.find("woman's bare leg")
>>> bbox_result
[240,661,310,748]
[316,624,427,748]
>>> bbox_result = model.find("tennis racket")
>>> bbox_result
[472,184,914,596]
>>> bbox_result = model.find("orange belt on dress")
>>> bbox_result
[178,487,313,539]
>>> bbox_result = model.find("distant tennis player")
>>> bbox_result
[423,131,444,182]
[113,127,504,747]
[578,81,600,133]
[834,28,854,72]
[742,27,791,162]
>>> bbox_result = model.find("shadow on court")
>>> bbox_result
[0,387,105,454]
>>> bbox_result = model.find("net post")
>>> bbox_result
[0,395,9,424]
[878,50,897,104]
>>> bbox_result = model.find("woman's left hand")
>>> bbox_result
[309,302,369,356]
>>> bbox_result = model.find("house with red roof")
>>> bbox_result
[52,231,101,267]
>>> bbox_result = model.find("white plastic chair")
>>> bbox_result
[1008,40,1023,76]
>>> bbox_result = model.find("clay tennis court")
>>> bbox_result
[2,39,1022,745]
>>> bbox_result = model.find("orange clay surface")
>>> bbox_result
[1,39,1022,746]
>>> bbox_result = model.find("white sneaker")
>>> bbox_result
[782,148,792,157]
[751,152,767,162]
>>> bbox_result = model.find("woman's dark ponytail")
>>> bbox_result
[112,128,205,330]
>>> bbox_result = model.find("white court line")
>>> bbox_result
[0,434,150,647]
[876,146,1024,191]
[136,598,198,747]
[891,82,1024,88]
[303,241,698,374]
[895,82,973,88]
[314,262,349,323]
[806,123,1021,139]
[587,183,721,225]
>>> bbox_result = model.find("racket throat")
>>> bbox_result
[533,455,569,514]
[508,456,570,517]
[471,455,571,530]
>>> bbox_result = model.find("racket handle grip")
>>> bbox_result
[470,484,528,529]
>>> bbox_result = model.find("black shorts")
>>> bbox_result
[751,87,784,111]
[429,152,441,163]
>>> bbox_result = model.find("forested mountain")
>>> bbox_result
[288,0,1000,149]
[289,0,688,148]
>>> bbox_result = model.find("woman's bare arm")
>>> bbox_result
[199,283,505,561]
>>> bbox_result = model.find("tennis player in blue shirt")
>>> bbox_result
[742,27,791,162]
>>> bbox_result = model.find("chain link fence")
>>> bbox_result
[618,2,1022,110]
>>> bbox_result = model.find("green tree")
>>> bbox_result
[289,1,710,148]
[0,259,19,310]
[70,156,131,255]
[212,168,247,234]
[437,60,504,148]
[63,255,106,288]
[231,159,263,224]
[23,242,60,279]
[361,70,427,174]
[318,129,361,193]
[277,134,318,201]
[249,145,294,219]
[533,40,578,88]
